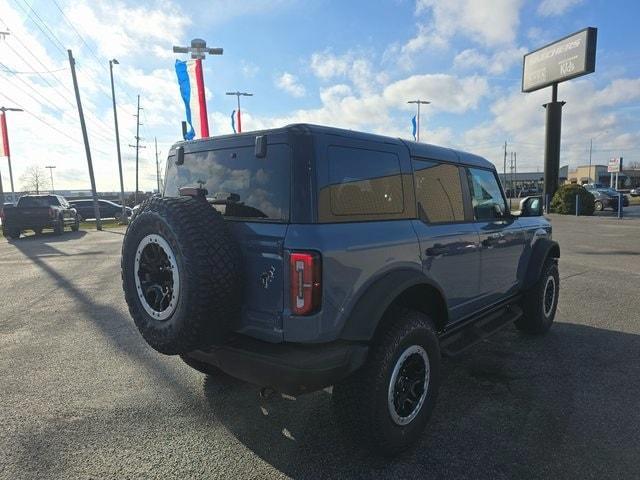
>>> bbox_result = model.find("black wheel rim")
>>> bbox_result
[134,234,180,320]
[388,345,430,425]
[543,275,556,317]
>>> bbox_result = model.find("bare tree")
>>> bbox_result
[626,160,640,170]
[20,165,48,194]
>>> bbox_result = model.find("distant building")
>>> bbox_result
[563,165,640,189]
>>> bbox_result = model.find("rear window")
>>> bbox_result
[164,144,290,222]
[18,196,59,207]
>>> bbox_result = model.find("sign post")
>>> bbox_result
[608,157,623,189]
[522,27,597,207]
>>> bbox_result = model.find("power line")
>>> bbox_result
[0,65,67,75]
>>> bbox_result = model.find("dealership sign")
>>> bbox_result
[608,157,623,173]
[522,27,597,93]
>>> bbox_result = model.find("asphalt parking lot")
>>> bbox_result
[1,209,639,479]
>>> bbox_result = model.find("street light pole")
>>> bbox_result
[225,91,253,133]
[45,165,56,193]
[109,59,128,224]
[407,100,431,142]
[1,106,24,203]
[173,38,223,138]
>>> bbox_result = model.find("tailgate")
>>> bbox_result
[227,222,288,343]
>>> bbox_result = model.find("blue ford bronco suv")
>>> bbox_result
[121,124,560,455]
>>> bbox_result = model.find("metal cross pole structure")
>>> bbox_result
[109,58,128,224]
[45,165,56,193]
[155,137,161,194]
[68,49,102,230]
[128,95,146,204]
[225,91,253,133]
[173,38,223,138]
[0,106,23,204]
[407,100,430,142]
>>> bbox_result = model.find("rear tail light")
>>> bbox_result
[290,251,321,315]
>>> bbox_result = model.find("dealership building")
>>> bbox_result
[499,164,640,193]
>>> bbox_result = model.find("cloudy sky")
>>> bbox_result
[0,0,639,192]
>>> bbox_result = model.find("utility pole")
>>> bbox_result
[109,58,127,224]
[1,106,23,204]
[513,152,520,198]
[68,50,101,230]
[155,137,161,194]
[407,100,431,142]
[225,91,253,133]
[503,141,507,188]
[173,38,224,138]
[588,138,593,184]
[129,95,145,204]
[45,165,56,193]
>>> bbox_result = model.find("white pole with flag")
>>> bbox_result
[0,107,22,204]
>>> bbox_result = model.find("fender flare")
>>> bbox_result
[522,238,560,291]
[339,268,447,342]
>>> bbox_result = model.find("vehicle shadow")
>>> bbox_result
[202,323,640,479]
[6,230,88,243]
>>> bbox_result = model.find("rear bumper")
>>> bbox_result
[187,336,369,396]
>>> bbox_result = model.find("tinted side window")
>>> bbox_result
[325,146,404,216]
[412,159,465,223]
[466,167,507,220]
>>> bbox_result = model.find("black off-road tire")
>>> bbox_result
[121,196,243,355]
[53,217,64,235]
[332,308,441,456]
[516,259,559,335]
[3,226,20,239]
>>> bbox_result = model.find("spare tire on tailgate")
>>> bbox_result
[121,196,243,355]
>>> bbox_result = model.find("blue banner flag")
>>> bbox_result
[411,115,417,141]
[175,60,195,140]
[231,110,236,133]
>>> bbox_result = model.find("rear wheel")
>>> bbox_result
[516,259,559,334]
[3,227,20,239]
[53,217,64,235]
[332,308,440,456]
[594,200,603,212]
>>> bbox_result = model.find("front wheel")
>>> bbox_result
[516,259,559,334]
[332,308,441,456]
[594,200,603,212]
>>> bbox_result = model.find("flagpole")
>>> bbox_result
[407,100,431,143]
[0,107,23,203]
[226,91,253,134]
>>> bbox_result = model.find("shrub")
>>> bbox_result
[550,184,595,215]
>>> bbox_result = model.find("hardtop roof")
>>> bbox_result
[170,123,494,170]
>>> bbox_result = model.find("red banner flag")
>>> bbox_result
[0,112,9,158]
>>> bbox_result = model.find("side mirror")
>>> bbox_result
[175,146,185,165]
[519,196,543,217]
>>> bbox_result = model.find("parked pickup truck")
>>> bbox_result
[1,194,80,239]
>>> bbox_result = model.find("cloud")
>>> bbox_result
[275,72,306,97]
[309,51,384,94]
[461,77,640,171]
[414,0,523,47]
[537,0,583,16]
[383,74,490,113]
[241,61,260,78]
[453,47,527,75]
